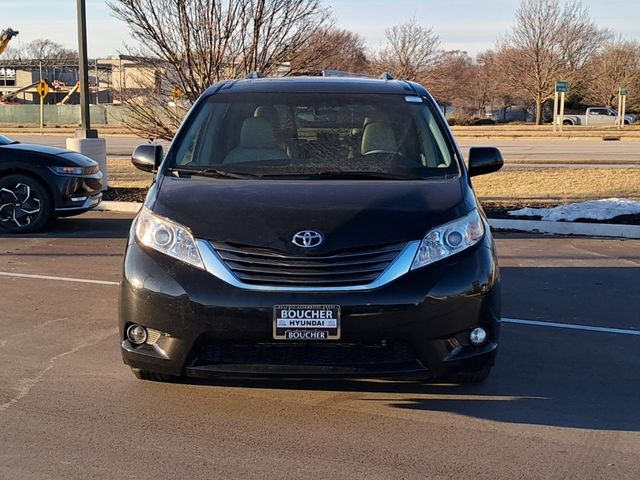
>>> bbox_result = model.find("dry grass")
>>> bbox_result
[108,158,640,203]
[108,157,154,188]
[452,125,640,140]
[473,168,640,203]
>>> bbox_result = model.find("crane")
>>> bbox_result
[0,28,19,56]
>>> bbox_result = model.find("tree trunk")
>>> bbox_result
[535,99,543,125]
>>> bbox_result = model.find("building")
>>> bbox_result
[0,54,163,105]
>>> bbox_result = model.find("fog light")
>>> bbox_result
[469,327,487,345]
[127,324,148,345]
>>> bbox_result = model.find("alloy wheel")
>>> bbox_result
[0,183,42,228]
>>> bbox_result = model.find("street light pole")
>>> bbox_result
[66,0,107,190]
[76,0,96,138]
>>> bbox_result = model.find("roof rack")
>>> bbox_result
[322,69,368,78]
[244,70,396,80]
[288,69,323,77]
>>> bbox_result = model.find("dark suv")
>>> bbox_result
[119,75,503,383]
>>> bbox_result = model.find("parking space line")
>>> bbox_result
[503,317,640,336]
[0,271,119,286]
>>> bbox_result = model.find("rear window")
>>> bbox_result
[169,92,458,179]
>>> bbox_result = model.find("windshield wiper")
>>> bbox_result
[282,171,424,180]
[169,167,258,179]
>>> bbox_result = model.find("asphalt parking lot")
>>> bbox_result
[1,211,639,479]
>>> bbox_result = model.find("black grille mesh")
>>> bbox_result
[189,341,416,367]
[211,241,406,287]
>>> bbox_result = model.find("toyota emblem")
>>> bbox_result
[292,230,324,248]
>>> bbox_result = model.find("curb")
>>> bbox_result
[488,218,640,239]
[94,201,143,213]
[94,202,640,240]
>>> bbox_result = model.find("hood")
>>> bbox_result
[152,176,468,254]
[1,143,97,167]
[2,143,71,156]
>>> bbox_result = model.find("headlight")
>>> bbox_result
[411,209,484,270]
[134,207,204,269]
[50,165,99,175]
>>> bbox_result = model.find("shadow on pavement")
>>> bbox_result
[0,212,133,239]
[173,365,637,433]
[376,326,640,432]
[161,263,639,432]
[158,321,640,433]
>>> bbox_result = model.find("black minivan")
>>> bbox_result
[119,75,503,383]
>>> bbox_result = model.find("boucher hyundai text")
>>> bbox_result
[119,73,504,383]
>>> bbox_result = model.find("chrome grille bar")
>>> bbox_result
[210,241,406,287]
[196,239,420,292]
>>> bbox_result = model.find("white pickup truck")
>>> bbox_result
[561,107,636,126]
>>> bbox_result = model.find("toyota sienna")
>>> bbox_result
[119,75,504,383]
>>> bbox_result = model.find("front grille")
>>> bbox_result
[210,241,406,287]
[189,341,416,367]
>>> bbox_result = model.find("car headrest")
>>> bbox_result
[240,117,277,149]
[254,105,278,125]
[361,121,397,154]
[363,114,391,127]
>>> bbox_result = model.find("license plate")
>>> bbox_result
[273,305,341,340]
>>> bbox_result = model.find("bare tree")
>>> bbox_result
[580,37,640,110]
[375,17,441,81]
[289,28,369,74]
[425,50,473,115]
[486,49,534,121]
[0,45,20,61]
[0,39,77,64]
[477,50,528,121]
[23,39,77,65]
[108,0,330,139]
[498,0,605,124]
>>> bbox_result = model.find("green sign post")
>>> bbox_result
[618,88,629,129]
[553,81,569,133]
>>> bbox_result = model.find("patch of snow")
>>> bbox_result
[508,198,640,222]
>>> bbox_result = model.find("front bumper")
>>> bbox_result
[119,235,501,378]
[55,192,102,216]
[49,170,103,216]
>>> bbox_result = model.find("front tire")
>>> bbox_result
[0,174,52,233]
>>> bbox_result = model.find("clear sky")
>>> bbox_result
[4,0,640,58]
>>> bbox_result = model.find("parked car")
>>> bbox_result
[119,75,504,383]
[561,107,636,126]
[0,134,102,233]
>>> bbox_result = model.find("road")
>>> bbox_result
[6,134,169,156]
[457,138,640,164]
[6,134,640,165]
[1,212,639,479]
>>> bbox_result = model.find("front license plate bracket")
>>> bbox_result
[273,305,341,340]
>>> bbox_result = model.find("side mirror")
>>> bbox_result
[131,144,163,173]
[468,147,503,177]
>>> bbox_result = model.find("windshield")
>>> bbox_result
[0,134,16,145]
[168,92,458,179]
